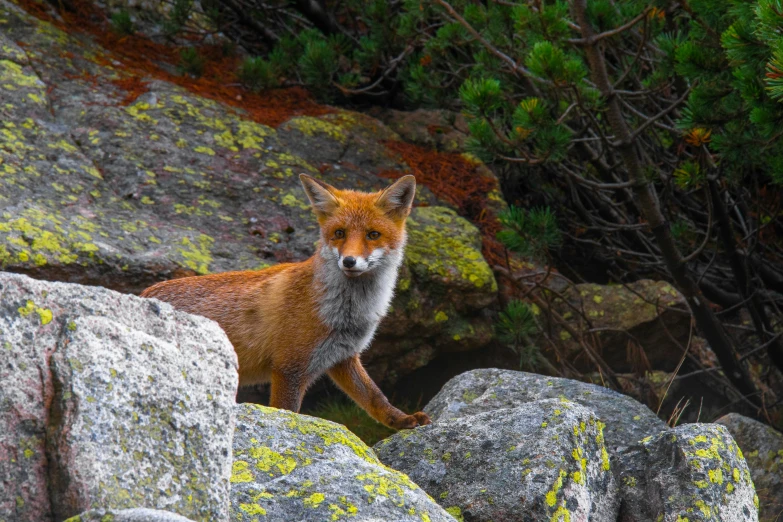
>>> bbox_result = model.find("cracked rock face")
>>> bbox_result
[548,280,691,373]
[0,0,497,384]
[374,398,620,522]
[401,369,759,522]
[65,508,197,522]
[0,272,238,522]
[617,423,759,522]
[229,403,456,522]
[716,413,783,521]
[423,368,667,455]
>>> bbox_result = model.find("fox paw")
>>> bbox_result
[390,411,431,430]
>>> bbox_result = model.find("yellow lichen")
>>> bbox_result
[238,503,267,515]
[303,492,325,508]
[405,207,496,291]
[230,460,254,483]
[177,234,213,274]
[249,445,297,475]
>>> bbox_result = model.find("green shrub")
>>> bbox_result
[237,56,278,92]
[178,47,204,78]
[110,10,134,36]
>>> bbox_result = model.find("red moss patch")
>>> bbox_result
[13,0,330,127]
[380,141,505,267]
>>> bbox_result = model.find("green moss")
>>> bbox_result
[286,116,347,142]
[231,460,254,483]
[243,404,380,467]
[17,299,53,325]
[357,471,419,506]
[239,503,267,515]
[405,207,497,291]
[281,193,310,210]
[445,506,464,522]
[303,492,325,508]
[461,389,480,403]
[545,469,567,507]
[434,311,449,323]
[305,398,395,446]
[177,234,213,274]
[249,445,297,475]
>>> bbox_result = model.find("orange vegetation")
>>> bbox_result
[380,141,506,267]
[14,0,330,126]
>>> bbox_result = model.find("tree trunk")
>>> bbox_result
[708,177,783,371]
[572,0,761,405]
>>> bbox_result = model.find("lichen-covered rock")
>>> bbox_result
[715,413,783,521]
[374,398,619,522]
[65,508,196,522]
[549,280,693,372]
[0,2,496,384]
[0,272,238,522]
[229,403,456,522]
[425,369,667,454]
[369,108,470,153]
[617,423,759,522]
[370,207,497,381]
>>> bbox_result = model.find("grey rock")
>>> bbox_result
[547,280,692,373]
[425,368,667,453]
[617,423,758,522]
[369,108,470,153]
[715,413,783,521]
[375,399,619,522]
[0,272,238,522]
[230,403,456,522]
[65,508,196,521]
[0,2,497,385]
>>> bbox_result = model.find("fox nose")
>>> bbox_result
[342,257,356,268]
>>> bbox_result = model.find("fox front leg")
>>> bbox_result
[327,355,431,429]
[269,369,308,413]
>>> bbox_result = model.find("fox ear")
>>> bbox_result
[300,174,340,218]
[377,175,416,219]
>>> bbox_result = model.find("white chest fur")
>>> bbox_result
[307,244,404,375]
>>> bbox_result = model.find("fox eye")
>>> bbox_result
[367,231,381,240]
[334,229,345,239]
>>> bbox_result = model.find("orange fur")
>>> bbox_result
[141,175,430,429]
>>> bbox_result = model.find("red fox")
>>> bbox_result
[141,174,431,429]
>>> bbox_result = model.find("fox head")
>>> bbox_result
[299,174,416,278]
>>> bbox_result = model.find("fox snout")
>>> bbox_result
[337,249,385,277]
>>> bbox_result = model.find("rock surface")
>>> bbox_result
[549,280,692,372]
[424,368,667,453]
[370,108,469,153]
[375,398,619,522]
[65,508,196,522]
[407,369,761,522]
[716,413,783,521]
[0,0,497,384]
[617,423,759,522]
[0,272,238,522]
[230,403,456,522]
